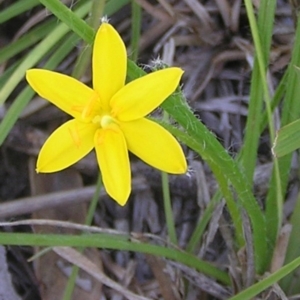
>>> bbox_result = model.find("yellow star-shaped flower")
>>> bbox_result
[26,23,187,205]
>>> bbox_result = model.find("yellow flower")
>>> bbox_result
[26,23,187,205]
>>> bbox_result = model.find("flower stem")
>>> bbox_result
[63,175,103,300]
[161,172,177,245]
[161,111,177,245]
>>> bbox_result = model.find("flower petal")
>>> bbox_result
[26,69,95,119]
[93,23,127,111]
[94,126,130,205]
[111,68,183,121]
[37,119,96,172]
[120,118,187,173]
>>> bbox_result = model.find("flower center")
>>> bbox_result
[92,114,118,129]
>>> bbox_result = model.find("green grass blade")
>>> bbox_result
[280,193,300,293]
[0,88,34,146]
[272,119,300,157]
[0,232,230,284]
[240,0,276,180]
[130,0,142,61]
[0,19,56,64]
[0,63,19,88]
[243,0,283,269]
[38,0,94,43]
[229,256,300,300]
[265,13,300,254]
[39,0,130,45]
[0,0,40,24]
[186,191,220,253]
[260,71,288,131]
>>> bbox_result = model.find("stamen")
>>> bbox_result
[110,106,120,118]
[95,130,105,146]
[71,105,84,113]
[81,92,99,120]
[68,126,81,148]
[92,115,101,125]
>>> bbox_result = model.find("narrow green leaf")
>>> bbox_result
[0,19,56,64]
[0,63,19,88]
[39,0,95,43]
[280,194,300,293]
[38,0,130,44]
[240,0,276,180]
[0,232,230,284]
[229,256,300,300]
[186,191,221,253]
[265,13,300,256]
[130,0,142,61]
[260,71,288,131]
[0,0,40,24]
[0,88,34,146]
[243,0,283,271]
[273,119,300,157]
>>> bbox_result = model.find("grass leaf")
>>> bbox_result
[273,119,300,157]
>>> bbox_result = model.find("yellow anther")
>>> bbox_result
[71,105,84,113]
[95,130,105,146]
[81,92,99,120]
[68,126,81,148]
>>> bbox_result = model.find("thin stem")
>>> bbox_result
[161,110,177,244]
[130,0,141,62]
[63,176,103,300]
[161,172,178,244]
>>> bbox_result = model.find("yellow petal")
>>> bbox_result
[121,118,187,174]
[94,126,130,205]
[37,119,96,172]
[111,68,183,121]
[26,69,95,119]
[93,23,127,111]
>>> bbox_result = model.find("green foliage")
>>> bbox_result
[1,0,300,298]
